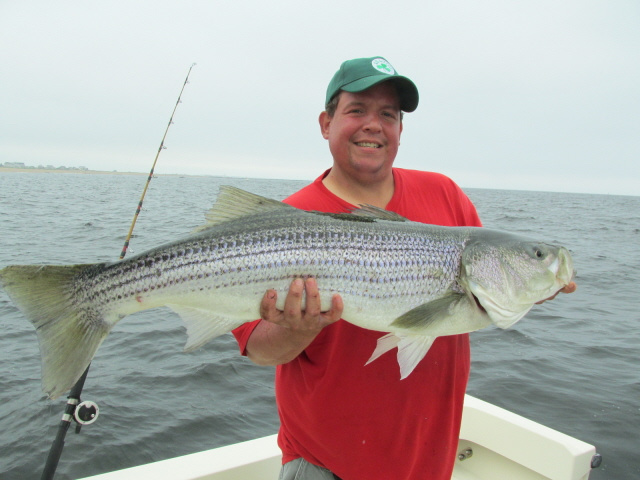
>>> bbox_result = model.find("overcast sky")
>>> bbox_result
[1,1,638,196]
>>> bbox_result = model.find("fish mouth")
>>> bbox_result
[555,247,575,286]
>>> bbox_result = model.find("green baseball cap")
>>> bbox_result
[325,57,419,112]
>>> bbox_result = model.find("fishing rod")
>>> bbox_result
[40,63,196,480]
[120,62,197,259]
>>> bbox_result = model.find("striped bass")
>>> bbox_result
[0,186,574,399]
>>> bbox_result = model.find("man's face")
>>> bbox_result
[320,82,403,182]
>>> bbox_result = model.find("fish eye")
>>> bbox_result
[535,249,544,258]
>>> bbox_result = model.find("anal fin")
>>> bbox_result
[165,304,241,352]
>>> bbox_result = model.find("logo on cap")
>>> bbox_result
[371,58,395,75]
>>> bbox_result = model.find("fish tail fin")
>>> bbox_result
[0,264,111,399]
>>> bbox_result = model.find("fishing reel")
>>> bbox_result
[73,400,100,433]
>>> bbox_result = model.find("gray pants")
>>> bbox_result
[279,457,341,480]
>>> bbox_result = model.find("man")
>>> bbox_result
[232,57,575,479]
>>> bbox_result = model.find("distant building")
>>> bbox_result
[3,162,27,168]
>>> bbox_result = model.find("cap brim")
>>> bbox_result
[341,75,419,112]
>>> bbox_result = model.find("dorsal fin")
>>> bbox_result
[193,186,409,233]
[193,186,293,232]
[313,204,409,223]
[351,204,408,222]
[311,211,377,223]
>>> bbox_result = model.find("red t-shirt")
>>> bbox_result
[233,168,482,480]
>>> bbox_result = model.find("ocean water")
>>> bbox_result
[0,172,637,480]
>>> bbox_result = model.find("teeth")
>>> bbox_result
[356,142,380,148]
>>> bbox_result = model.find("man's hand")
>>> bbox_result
[536,281,577,304]
[246,277,343,366]
[260,277,343,334]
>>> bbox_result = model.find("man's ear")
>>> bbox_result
[319,111,331,140]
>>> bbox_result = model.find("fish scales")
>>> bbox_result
[76,210,468,323]
[0,186,574,398]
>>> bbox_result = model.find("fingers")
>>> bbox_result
[260,277,343,332]
[283,278,305,320]
[305,278,343,326]
[560,281,577,294]
[302,277,322,317]
[325,293,344,323]
[259,288,280,322]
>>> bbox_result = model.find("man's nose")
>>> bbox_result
[362,113,382,132]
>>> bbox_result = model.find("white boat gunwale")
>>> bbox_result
[77,394,597,480]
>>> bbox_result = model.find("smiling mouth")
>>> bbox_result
[355,142,382,148]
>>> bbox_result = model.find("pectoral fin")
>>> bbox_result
[366,333,436,380]
[165,304,240,352]
[390,293,467,330]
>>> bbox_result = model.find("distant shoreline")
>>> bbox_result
[0,167,149,176]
